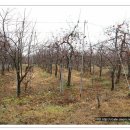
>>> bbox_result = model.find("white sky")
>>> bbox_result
[1,6,130,44]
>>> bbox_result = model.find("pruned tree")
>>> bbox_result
[60,22,79,87]
[0,9,36,97]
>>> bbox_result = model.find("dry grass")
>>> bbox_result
[0,66,130,124]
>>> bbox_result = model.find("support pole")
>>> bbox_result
[80,20,86,98]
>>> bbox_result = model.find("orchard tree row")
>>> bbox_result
[1,9,130,97]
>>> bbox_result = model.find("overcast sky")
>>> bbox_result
[1,6,130,43]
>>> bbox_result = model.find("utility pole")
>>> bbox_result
[80,20,86,98]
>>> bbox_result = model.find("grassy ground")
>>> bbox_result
[0,66,130,124]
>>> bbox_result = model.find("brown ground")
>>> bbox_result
[0,66,130,125]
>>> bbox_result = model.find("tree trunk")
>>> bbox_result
[55,62,58,77]
[115,34,125,83]
[111,68,115,91]
[115,62,121,84]
[67,53,72,87]
[59,63,64,93]
[127,52,130,78]
[50,63,52,74]
[99,54,103,78]
[67,67,71,86]
[1,61,5,75]
[128,60,130,78]
[89,44,93,74]
[16,71,21,97]
[99,66,102,78]
[66,57,69,69]
[97,94,101,108]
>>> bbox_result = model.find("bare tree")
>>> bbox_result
[0,9,36,97]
